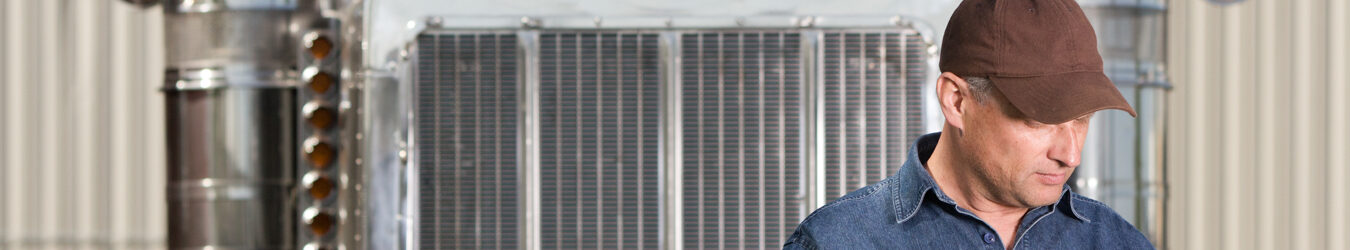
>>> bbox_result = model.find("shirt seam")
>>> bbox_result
[787,223,820,250]
[798,178,891,225]
[1011,207,1055,250]
[1069,194,1102,223]
[896,186,928,223]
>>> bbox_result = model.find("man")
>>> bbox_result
[783,0,1154,249]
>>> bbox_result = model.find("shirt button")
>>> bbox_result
[982,232,996,244]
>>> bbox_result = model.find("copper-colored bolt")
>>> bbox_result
[309,176,334,200]
[307,141,335,168]
[308,106,336,129]
[309,72,333,93]
[308,212,334,235]
[308,36,333,60]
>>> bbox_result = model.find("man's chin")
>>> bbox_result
[1019,189,1065,207]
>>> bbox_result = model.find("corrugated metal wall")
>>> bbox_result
[1,0,167,249]
[1166,0,1350,249]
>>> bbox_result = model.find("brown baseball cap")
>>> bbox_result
[939,0,1136,124]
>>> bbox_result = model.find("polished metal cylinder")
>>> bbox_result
[165,88,297,249]
[164,11,294,71]
[162,0,300,249]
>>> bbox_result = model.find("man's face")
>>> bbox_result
[957,89,1091,208]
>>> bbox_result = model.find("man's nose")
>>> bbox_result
[1048,124,1083,167]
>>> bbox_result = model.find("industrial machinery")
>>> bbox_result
[123,0,1168,248]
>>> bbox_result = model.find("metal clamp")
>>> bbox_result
[163,65,299,91]
[165,0,298,13]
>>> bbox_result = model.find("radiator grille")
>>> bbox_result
[680,32,805,249]
[539,32,662,249]
[412,29,929,249]
[414,33,520,249]
[823,31,928,202]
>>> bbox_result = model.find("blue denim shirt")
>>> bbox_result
[784,132,1153,249]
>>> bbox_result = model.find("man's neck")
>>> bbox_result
[926,134,1028,249]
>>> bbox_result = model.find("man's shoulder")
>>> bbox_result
[1066,193,1130,225]
[800,177,896,225]
[786,177,897,248]
[1063,193,1156,248]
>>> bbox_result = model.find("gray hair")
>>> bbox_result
[962,76,995,104]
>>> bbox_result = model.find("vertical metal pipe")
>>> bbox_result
[657,31,684,250]
[516,30,543,250]
[1134,75,1169,245]
[799,30,826,211]
[160,0,299,248]
[164,88,296,248]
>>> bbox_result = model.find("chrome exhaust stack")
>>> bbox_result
[154,0,355,248]
[160,0,300,249]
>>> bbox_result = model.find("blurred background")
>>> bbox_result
[0,0,1346,249]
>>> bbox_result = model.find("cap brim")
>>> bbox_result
[988,71,1137,124]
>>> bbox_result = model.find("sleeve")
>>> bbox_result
[1121,221,1156,249]
[783,224,818,250]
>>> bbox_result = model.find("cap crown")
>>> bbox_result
[939,0,1105,77]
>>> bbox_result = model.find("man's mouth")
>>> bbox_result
[1035,172,1067,185]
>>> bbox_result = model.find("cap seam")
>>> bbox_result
[994,0,1007,76]
[1058,0,1082,70]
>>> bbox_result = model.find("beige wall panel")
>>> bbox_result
[0,0,166,249]
[1167,0,1350,249]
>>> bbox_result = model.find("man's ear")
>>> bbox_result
[936,72,970,131]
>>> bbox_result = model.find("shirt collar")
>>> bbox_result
[892,132,1091,223]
